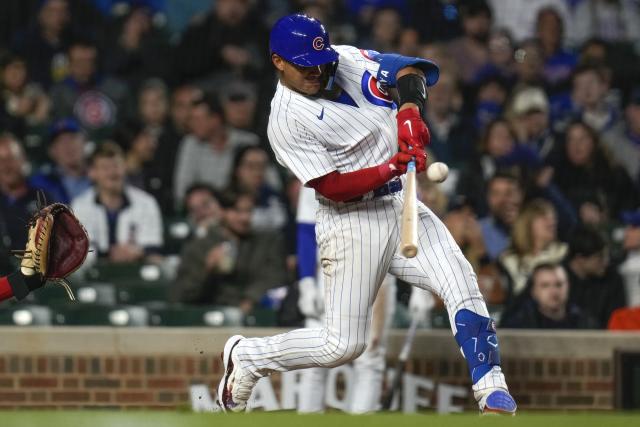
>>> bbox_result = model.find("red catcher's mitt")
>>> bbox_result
[15,202,89,300]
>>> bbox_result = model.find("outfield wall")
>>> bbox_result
[1,328,639,411]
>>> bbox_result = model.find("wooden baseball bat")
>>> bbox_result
[400,160,418,258]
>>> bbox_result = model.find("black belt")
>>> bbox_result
[345,178,403,202]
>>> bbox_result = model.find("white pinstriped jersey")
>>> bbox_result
[267,45,399,186]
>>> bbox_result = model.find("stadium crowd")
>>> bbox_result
[1,0,640,330]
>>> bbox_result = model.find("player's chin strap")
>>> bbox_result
[454,309,501,384]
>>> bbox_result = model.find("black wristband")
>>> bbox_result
[7,271,44,301]
[397,73,427,112]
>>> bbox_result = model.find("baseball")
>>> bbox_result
[427,162,449,183]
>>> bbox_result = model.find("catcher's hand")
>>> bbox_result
[14,202,89,300]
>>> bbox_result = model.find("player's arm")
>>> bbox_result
[0,271,45,302]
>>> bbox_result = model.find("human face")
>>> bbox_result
[566,124,594,166]
[171,86,200,132]
[580,249,609,278]
[487,178,522,226]
[224,195,254,236]
[536,10,562,52]
[572,71,607,109]
[186,189,222,227]
[532,267,568,314]
[531,209,557,248]
[486,122,514,157]
[272,54,326,96]
[131,131,158,162]
[237,149,268,192]
[50,132,85,170]
[215,0,249,26]
[39,0,69,35]
[90,156,125,194]
[2,60,27,92]
[188,104,222,140]
[625,103,640,135]
[0,139,26,189]
[139,88,168,126]
[68,45,97,84]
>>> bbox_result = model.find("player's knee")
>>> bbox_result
[324,333,367,367]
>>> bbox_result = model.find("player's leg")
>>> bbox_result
[348,275,396,414]
[218,201,395,412]
[297,317,329,413]
[388,199,516,414]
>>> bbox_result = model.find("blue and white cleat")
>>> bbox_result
[480,389,517,415]
[216,335,257,413]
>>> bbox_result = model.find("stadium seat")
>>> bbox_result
[148,305,243,327]
[0,305,52,326]
[51,304,149,326]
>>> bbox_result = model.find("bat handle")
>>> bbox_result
[407,159,416,172]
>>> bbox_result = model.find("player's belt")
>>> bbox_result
[345,178,403,203]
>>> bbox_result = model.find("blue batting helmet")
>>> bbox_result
[269,14,339,67]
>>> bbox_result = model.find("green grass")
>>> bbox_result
[1,411,639,427]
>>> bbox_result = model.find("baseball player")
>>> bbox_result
[217,14,516,415]
[296,184,396,413]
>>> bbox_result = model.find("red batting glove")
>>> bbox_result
[397,107,430,153]
[385,149,427,177]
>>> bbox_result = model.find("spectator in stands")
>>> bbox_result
[499,199,568,299]
[72,142,163,263]
[488,0,571,43]
[0,53,50,138]
[220,80,258,133]
[447,0,491,84]
[49,39,132,140]
[457,118,540,216]
[473,75,509,132]
[0,133,50,249]
[170,84,201,137]
[444,198,488,273]
[479,172,524,261]
[535,7,576,91]
[11,0,72,89]
[602,87,640,188]
[570,0,640,45]
[474,29,516,86]
[500,263,598,329]
[359,7,403,52]
[30,118,91,204]
[564,225,627,329]
[173,0,268,84]
[618,214,640,306]
[513,39,546,90]
[551,120,639,219]
[508,86,556,159]
[104,4,172,88]
[113,122,161,195]
[184,183,222,238]
[226,145,286,232]
[424,71,476,171]
[173,93,258,204]
[171,190,288,313]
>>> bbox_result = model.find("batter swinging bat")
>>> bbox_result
[400,160,418,258]
[381,315,420,410]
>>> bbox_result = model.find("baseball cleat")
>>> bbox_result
[480,389,517,415]
[216,335,257,413]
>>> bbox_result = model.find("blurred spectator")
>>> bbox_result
[513,39,546,89]
[499,199,568,298]
[29,118,91,204]
[601,86,640,188]
[488,0,570,43]
[407,0,462,42]
[184,183,222,238]
[618,217,640,306]
[113,122,162,195]
[104,4,172,88]
[173,0,268,84]
[444,200,488,273]
[550,120,639,219]
[424,71,475,170]
[173,93,258,205]
[226,145,286,232]
[11,0,72,89]
[0,53,50,138]
[479,172,523,261]
[457,118,540,216]
[72,141,163,263]
[535,7,577,90]
[447,0,491,84]
[171,190,288,312]
[473,75,509,131]
[49,39,133,140]
[169,84,201,136]
[570,0,640,45]
[473,29,516,85]
[220,80,258,133]
[564,224,626,328]
[508,86,556,158]
[0,133,50,249]
[500,263,598,329]
[359,7,403,52]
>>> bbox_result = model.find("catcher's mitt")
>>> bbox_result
[13,201,89,301]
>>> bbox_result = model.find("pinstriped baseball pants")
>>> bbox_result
[235,193,507,395]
